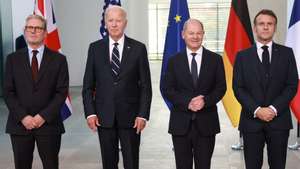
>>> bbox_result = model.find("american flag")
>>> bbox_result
[100,0,121,38]
[34,0,72,120]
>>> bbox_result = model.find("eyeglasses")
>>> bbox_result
[25,26,45,33]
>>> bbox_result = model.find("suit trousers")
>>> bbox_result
[243,129,289,169]
[98,126,141,169]
[10,134,61,169]
[172,121,215,169]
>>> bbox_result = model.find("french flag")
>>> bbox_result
[286,0,300,122]
[34,0,72,120]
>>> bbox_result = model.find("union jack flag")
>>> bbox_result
[100,0,121,38]
[34,0,72,120]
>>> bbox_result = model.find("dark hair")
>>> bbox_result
[254,9,277,25]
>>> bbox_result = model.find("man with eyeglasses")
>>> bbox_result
[3,14,69,169]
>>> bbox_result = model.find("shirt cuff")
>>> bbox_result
[269,105,278,116]
[253,107,261,118]
[87,114,97,119]
[137,117,147,121]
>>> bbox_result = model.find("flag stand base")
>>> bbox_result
[288,141,300,150]
[231,142,243,150]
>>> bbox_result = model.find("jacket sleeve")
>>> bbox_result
[40,55,69,123]
[82,43,97,118]
[233,52,259,116]
[137,44,152,120]
[203,54,226,107]
[3,54,28,122]
[161,57,193,111]
[271,48,298,115]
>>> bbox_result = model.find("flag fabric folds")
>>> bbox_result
[160,0,190,109]
[286,0,300,122]
[34,0,72,120]
[222,0,254,127]
[100,0,121,38]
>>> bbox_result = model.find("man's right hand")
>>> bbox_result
[87,116,100,132]
[188,95,205,112]
[256,107,275,122]
[21,115,36,130]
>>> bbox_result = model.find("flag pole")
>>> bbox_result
[288,122,300,150]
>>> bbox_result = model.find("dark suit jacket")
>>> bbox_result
[162,48,226,136]
[82,36,152,128]
[4,47,69,135]
[233,43,298,132]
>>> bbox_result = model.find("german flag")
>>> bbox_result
[222,0,254,127]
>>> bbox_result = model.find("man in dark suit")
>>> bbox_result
[233,9,298,169]
[3,14,69,169]
[162,19,226,169]
[82,5,152,169]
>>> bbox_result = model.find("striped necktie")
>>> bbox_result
[111,42,121,78]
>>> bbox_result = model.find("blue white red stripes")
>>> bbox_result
[286,0,300,121]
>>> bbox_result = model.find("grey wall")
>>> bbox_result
[54,0,103,86]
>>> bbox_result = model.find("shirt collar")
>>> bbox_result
[109,35,125,47]
[28,45,45,55]
[256,41,273,50]
[186,46,203,56]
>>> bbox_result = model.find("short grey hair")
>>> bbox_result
[182,18,204,32]
[25,14,47,30]
[104,5,127,20]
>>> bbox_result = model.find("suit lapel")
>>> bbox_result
[104,37,116,83]
[269,43,280,83]
[119,36,132,78]
[20,48,34,83]
[197,48,208,88]
[36,47,51,84]
[181,50,194,87]
[249,46,265,88]
[103,37,111,65]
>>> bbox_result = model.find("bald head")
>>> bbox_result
[183,19,204,33]
[181,18,205,52]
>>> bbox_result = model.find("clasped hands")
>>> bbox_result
[188,95,205,112]
[21,114,45,130]
[256,107,276,122]
[87,116,146,134]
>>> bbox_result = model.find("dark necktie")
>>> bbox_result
[111,42,121,78]
[191,53,198,87]
[262,45,270,72]
[31,50,39,81]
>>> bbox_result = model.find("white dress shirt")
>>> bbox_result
[253,41,277,117]
[109,35,125,62]
[28,45,45,69]
[186,46,203,76]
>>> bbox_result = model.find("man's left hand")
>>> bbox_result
[133,117,146,134]
[33,114,46,128]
